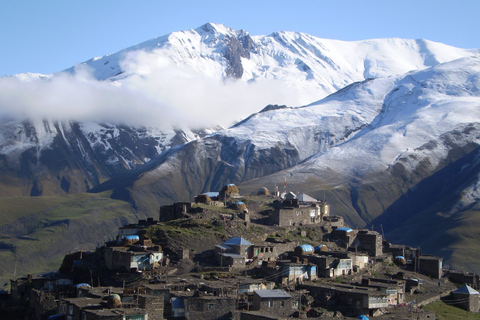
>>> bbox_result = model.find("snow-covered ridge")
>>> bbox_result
[2,23,480,197]
[60,23,479,104]
[289,56,480,183]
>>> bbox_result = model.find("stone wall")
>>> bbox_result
[185,296,236,320]
[30,289,57,320]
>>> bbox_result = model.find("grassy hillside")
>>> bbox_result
[422,300,480,320]
[0,192,145,290]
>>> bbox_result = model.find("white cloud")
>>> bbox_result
[0,51,312,129]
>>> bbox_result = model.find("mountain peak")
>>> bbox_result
[196,22,234,35]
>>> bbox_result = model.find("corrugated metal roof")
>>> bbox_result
[223,237,253,246]
[215,244,232,250]
[454,285,480,295]
[297,244,314,253]
[298,193,318,202]
[221,253,245,258]
[254,289,292,299]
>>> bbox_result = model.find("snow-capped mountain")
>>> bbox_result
[1,22,478,199]
[0,119,214,196]
[68,23,478,105]
[93,56,480,209]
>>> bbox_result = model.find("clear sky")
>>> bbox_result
[1,0,479,76]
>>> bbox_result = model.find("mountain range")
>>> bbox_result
[1,23,480,275]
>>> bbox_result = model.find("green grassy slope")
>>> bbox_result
[0,192,143,289]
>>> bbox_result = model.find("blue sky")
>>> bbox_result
[1,0,479,76]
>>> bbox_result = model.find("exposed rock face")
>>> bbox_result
[224,33,254,78]
[0,120,209,196]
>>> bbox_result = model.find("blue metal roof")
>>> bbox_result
[298,244,314,253]
[455,285,480,295]
[223,237,252,246]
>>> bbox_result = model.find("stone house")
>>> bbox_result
[447,270,480,289]
[214,237,253,269]
[138,294,165,320]
[56,297,103,320]
[322,215,345,228]
[418,255,443,279]
[269,192,330,227]
[349,252,369,270]
[360,278,406,306]
[307,255,353,278]
[331,227,356,247]
[278,262,317,284]
[104,246,163,271]
[249,242,279,266]
[220,253,246,270]
[301,283,389,317]
[351,230,383,257]
[451,285,480,312]
[239,282,275,294]
[56,294,151,320]
[116,218,157,242]
[252,289,296,317]
[159,202,192,222]
[270,205,325,227]
[184,295,236,320]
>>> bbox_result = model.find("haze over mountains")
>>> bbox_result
[1,23,480,272]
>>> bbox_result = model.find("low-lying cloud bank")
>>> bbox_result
[0,52,317,129]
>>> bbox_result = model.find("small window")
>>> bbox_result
[281,300,285,307]
[208,303,214,310]
[268,299,273,307]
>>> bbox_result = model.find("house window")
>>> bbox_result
[268,299,273,307]
[281,300,285,307]
[208,303,214,310]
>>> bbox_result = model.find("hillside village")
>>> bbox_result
[3,184,480,320]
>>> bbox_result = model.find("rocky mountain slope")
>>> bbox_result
[0,119,214,196]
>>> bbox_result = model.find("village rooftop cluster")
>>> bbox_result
[4,184,480,320]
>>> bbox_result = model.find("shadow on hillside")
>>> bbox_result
[368,143,480,259]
